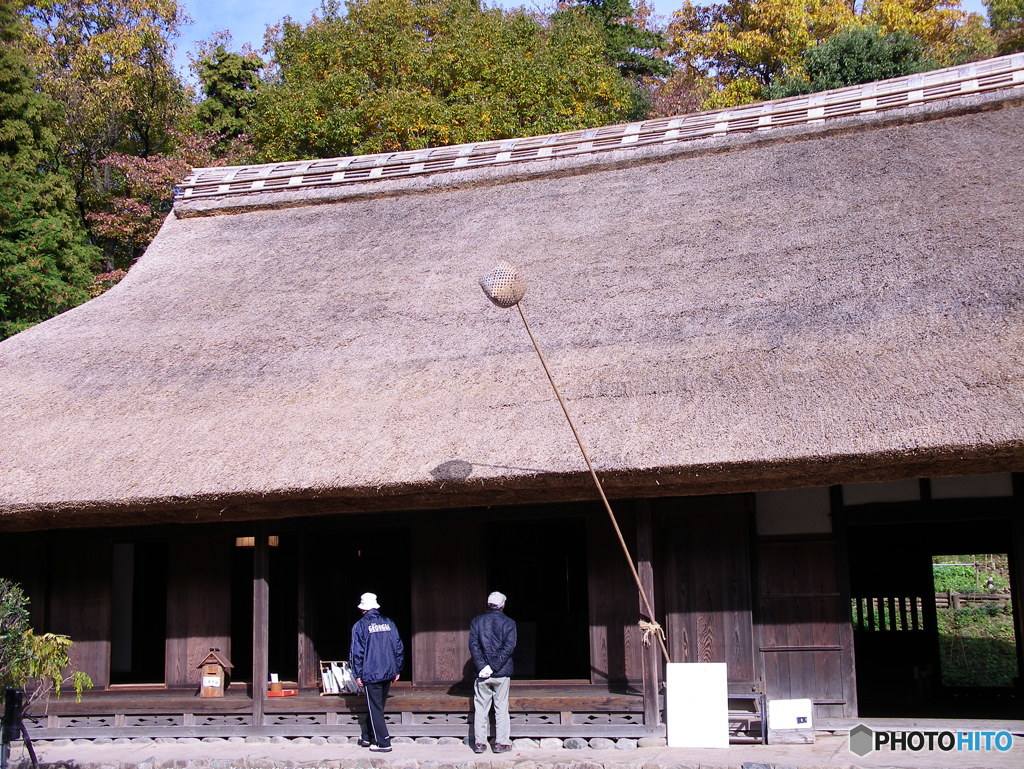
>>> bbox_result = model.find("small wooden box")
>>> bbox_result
[197,649,233,698]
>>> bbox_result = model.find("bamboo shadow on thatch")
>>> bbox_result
[430,460,553,482]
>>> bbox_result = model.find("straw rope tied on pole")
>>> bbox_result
[479,262,671,666]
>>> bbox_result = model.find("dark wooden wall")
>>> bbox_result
[756,536,854,717]
[410,520,485,684]
[587,506,643,684]
[165,535,232,687]
[47,538,113,689]
[659,498,757,689]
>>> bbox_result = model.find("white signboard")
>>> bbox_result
[201,675,221,688]
[768,698,813,729]
[665,662,729,748]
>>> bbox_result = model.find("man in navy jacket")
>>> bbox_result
[469,591,517,753]
[350,592,404,751]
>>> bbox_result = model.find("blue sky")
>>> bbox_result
[172,0,991,79]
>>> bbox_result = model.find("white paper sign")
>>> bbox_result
[768,698,813,730]
[665,662,729,748]
[202,676,221,688]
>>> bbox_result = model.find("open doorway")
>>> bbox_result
[305,526,412,679]
[932,554,1017,690]
[848,518,1022,717]
[109,541,167,684]
[484,517,590,680]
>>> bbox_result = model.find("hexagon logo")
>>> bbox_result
[850,723,875,756]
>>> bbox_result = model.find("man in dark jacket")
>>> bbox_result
[350,592,404,752]
[468,591,517,753]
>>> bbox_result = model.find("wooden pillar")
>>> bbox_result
[252,527,269,727]
[830,485,859,717]
[637,501,661,731]
[296,532,317,689]
[1012,474,1024,691]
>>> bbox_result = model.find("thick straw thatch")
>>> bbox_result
[1,67,1023,529]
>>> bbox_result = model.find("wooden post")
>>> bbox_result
[252,527,269,728]
[1011,474,1024,689]
[296,532,316,689]
[637,501,661,731]
[831,484,858,717]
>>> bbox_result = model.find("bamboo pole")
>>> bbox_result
[517,304,671,665]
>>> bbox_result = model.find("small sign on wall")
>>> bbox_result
[665,662,729,748]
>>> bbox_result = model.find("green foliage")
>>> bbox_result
[933,563,979,593]
[26,0,189,162]
[936,602,1016,687]
[557,0,671,79]
[987,0,1024,53]
[932,554,1011,593]
[0,578,93,708]
[663,0,996,110]
[766,26,927,99]
[193,38,264,156]
[24,0,190,270]
[664,0,859,109]
[0,0,98,339]
[0,579,31,682]
[251,0,636,161]
[554,0,671,121]
[862,0,996,66]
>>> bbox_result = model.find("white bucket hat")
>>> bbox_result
[358,592,380,610]
[487,591,506,609]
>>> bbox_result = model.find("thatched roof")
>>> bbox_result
[2,56,1023,530]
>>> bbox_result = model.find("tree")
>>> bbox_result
[664,0,994,110]
[24,1,189,226]
[86,131,230,269]
[1,578,92,711]
[192,35,264,157]
[665,0,858,109]
[861,0,995,65]
[765,26,927,99]
[557,0,671,78]
[0,0,98,339]
[251,0,636,161]
[987,0,1024,53]
[555,0,672,120]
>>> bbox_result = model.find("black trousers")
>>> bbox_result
[361,680,392,746]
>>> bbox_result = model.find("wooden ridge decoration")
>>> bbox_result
[177,53,1024,200]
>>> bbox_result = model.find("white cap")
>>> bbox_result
[487,591,506,609]
[358,592,380,611]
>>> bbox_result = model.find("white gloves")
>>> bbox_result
[478,665,493,679]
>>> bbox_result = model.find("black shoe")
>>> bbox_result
[369,744,392,752]
[358,740,372,748]
[472,743,487,754]
[493,743,512,753]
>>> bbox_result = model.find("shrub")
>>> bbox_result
[0,578,92,711]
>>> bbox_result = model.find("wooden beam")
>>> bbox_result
[636,501,661,731]
[252,527,269,727]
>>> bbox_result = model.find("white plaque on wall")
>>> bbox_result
[665,662,729,748]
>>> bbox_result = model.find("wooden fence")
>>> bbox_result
[934,592,1011,611]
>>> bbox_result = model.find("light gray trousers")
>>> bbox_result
[473,676,511,745]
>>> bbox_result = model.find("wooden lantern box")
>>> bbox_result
[197,649,233,698]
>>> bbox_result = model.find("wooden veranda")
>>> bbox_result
[25,684,769,742]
